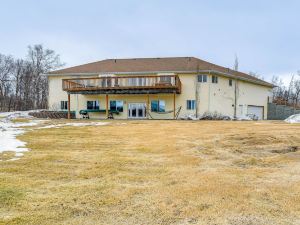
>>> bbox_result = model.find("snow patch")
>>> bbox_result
[0,110,110,161]
[235,115,253,121]
[38,122,109,129]
[0,110,42,161]
[285,114,300,123]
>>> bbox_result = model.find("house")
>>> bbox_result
[47,57,273,120]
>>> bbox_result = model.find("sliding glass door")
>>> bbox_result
[128,103,146,119]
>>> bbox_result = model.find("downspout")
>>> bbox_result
[195,63,200,118]
[195,74,199,118]
[234,79,237,118]
[76,94,79,119]
[208,71,211,112]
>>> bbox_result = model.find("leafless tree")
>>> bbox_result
[271,73,300,108]
[0,54,15,111]
[233,54,239,71]
[26,44,64,109]
[249,71,265,81]
[0,44,64,111]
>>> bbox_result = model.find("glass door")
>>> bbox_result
[128,103,146,119]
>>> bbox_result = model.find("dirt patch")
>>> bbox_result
[271,146,298,154]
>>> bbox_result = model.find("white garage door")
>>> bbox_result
[247,105,264,120]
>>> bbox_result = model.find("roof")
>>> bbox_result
[48,57,273,87]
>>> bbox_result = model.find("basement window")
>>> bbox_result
[60,101,68,110]
[110,100,124,112]
[151,100,165,112]
[187,100,196,110]
[212,75,218,83]
[197,74,207,83]
[229,79,233,86]
[87,101,99,110]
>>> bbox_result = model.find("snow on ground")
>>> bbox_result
[285,114,300,123]
[0,111,39,161]
[38,122,109,129]
[236,115,253,121]
[0,111,110,161]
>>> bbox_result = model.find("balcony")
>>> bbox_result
[62,75,182,94]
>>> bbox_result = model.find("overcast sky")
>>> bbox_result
[1,0,299,84]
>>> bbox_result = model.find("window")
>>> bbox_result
[110,100,124,112]
[160,76,172,83]
[151,100,165,112]
[198,74,207,83]
[128,77,147,86]
[60,101,68,110]
[128,77,145,86]
[212,75,218,83]
[229,79,233,86]
[101,77,112,87]
[187,100,196,110]
[138,77,146,86]
[87,100,99,110]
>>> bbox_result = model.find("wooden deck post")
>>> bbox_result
[147,93,150,119]
[173,92,176,119]
[105,94,109,119]
[67,93,71,119]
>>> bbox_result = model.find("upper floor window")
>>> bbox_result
[151,100,165,112]
[60,101,68,110]
[128,77,146,86]
[110,100,124,112]
[160,76,172,84]
[229,79,233,86]
[128,78,137,86]
[187,100,196,110]
[212,75,218,84]
[198,74,207,83]
[87,100,99,110]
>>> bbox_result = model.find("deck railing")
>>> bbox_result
[62,75,181,94]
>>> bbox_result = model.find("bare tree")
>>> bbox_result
[0,44,64,111]
[0,54,15,111]
[233,54,239,71]
[271,73,300,108]
[294,71,300,106]
[249,71,265,81]
[26,44,64,109]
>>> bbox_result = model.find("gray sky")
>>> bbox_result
[1,0,299,84]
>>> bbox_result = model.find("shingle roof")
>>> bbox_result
[49,57,273,87]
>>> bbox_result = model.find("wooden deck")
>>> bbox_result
[62,75,182,94]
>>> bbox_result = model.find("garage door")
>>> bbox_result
[247,105,264,120]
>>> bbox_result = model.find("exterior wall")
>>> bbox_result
[48,73,272,119]
[236,80,272,119]
[176,74,198,117]
[76,94,174,119]
[48,76,69,110]
[199,75,235,117]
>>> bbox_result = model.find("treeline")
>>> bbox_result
[271,73,300,108]
[0,45,63,111]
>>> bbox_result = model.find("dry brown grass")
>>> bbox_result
[0,120,300,225]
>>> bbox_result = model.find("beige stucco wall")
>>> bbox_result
[48,73,272,119]
[236,80,272,119]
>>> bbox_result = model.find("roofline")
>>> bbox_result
[45,70,273,88]
[198,70,274,87]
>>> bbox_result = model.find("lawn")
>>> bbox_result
[0,120,300,225]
